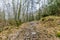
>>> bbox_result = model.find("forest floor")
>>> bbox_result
[0,16,60,40]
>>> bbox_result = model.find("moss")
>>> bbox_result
[56,31,60,37]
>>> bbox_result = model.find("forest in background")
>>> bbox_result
[0,0,60,27]
[1,0,60,40]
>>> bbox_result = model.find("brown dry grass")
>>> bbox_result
[1,16,60,40]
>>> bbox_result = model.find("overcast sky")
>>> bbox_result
[0,0,48,19]
[0,0,48,10]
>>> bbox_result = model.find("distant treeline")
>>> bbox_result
[0,0,60,27]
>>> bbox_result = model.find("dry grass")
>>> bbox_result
[1,16,60,40]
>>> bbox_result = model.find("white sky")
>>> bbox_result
[0,0,48,19]
[0,0,48,10]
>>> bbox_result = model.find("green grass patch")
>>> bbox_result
[56,31,60,37]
